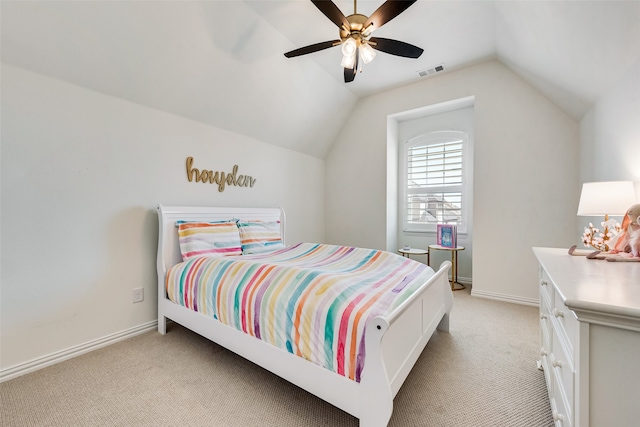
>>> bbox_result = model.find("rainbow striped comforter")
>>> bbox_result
[166,242,435,382]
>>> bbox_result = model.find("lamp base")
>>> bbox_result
[581,215,621,253]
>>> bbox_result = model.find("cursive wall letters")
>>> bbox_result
[186,157,256,192]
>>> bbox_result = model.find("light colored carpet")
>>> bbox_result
[1,288,553,426]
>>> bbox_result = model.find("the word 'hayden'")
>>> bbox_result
[186,157,256,192]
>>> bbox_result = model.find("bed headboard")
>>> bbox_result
[156,204,286,278]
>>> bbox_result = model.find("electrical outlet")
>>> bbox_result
[132,287,144,303]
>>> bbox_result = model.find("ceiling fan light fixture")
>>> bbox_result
[341,52,356,69]
[362,23,374,37]
[341,37,357,56]
[284,0,422,83]
[360,43,376,64]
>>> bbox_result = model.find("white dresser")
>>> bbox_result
[533,247,640,427]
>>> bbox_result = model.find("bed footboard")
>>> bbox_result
[358,260,453,426]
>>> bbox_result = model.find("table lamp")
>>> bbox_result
[577,181,636,251]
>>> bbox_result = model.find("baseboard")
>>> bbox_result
[0,320,158,383]
[456,276,472,286]
[470,289,539,307]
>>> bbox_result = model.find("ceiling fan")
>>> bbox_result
[284,0,424,83]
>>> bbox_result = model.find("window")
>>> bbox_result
[401,131,469,233]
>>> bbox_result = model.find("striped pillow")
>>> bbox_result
[177,220,242,261]
[237,220,285,255]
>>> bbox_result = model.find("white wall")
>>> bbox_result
[325,60,579,304]
[0,64,325,372]
[579,57,640,227]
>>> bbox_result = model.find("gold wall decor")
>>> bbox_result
[186,157,256,192]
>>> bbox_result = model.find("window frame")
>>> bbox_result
[400,130,469,234]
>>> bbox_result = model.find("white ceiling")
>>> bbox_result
[2,1,640,158]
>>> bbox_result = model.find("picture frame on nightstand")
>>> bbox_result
[437,224,457,248]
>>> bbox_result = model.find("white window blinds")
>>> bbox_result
[403,132,467,232]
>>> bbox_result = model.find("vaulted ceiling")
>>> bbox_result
[2,1,639,158]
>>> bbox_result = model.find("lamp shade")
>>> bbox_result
[360,43,376,64]
[341,53,356,69]
[576,181,636,216]
[341,37,357,56]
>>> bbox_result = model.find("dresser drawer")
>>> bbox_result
[552,370,573,427]
[539,350,552,398]
[540,295,552,354]
[551,325,574,423]
[540,268,554,307]
[552,292,577,352]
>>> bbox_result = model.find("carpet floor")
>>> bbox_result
[1,288,554,426]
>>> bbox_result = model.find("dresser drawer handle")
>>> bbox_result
[540,313,548,320]
[552,358,563,368]
[541,280,548,286]
[540,348,548,357]
[553,411,565,422]
[553,308,564,318]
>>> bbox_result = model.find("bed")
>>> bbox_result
[156,204,453,427]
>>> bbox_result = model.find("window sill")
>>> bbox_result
[403,229,468,237]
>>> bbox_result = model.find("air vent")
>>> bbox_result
[417,64,445,78]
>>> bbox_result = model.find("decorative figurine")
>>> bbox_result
[587,204,640,262]
[610,203,640,257]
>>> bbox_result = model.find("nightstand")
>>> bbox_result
[427,244,465,291]
[398,248,428,259]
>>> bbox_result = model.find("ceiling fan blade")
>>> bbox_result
[344,48,360,83]
[284,40,341,58]
[344,67,356,83]
[362,0,417,33]
[369,37,423,58]
[311,0,350,30]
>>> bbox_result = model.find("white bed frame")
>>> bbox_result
[156,204,453,427]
